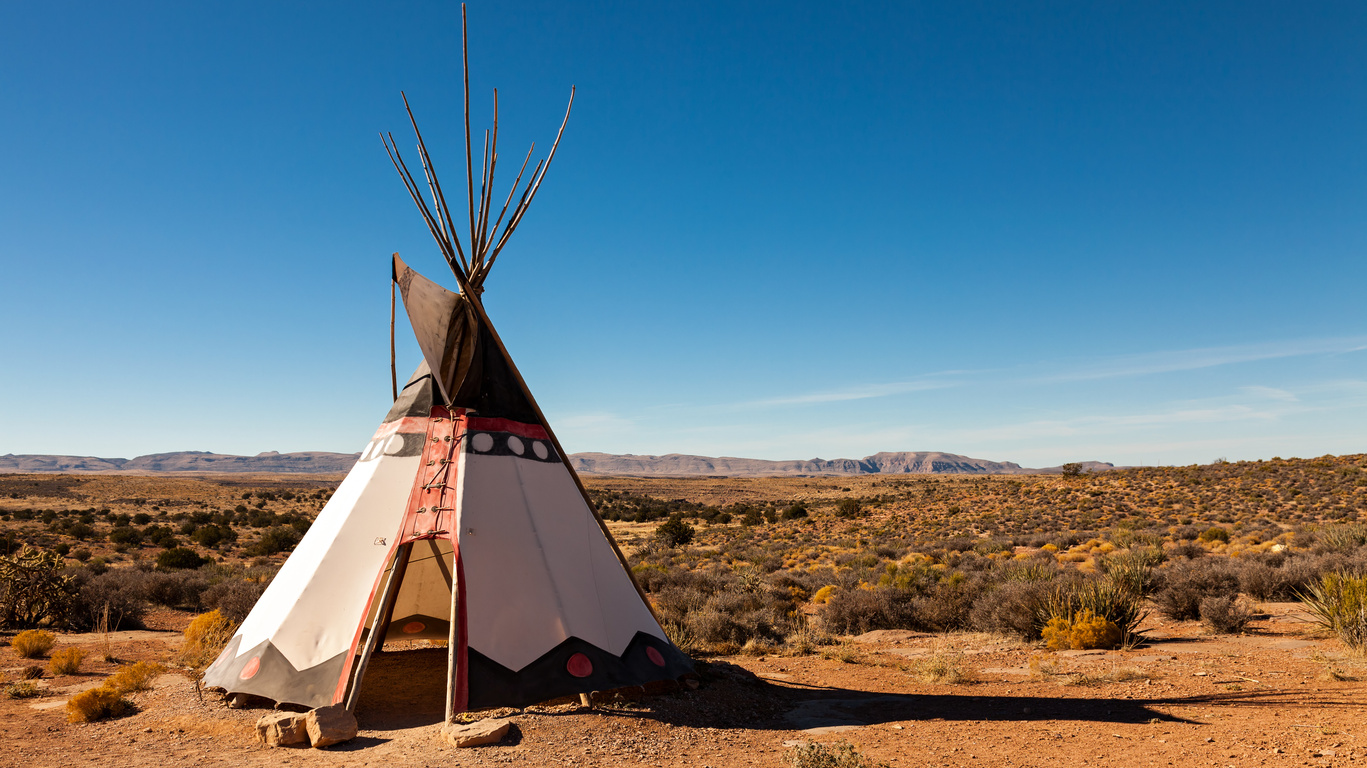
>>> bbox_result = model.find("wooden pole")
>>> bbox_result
[461,4,477,273]
[390,271,398,402]
[344,543,413,711]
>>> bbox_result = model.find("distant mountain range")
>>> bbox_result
[0,451,361,474]
[0,450,1113,477]
[568,452,1113,476]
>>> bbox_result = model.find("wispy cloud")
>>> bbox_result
[717,335,1367,413]
[554,411,636,434]
[746,378,957,407]
[1241,385,1298,402]
[1034,336,1367,384]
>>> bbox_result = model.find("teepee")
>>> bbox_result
[202,7,691,716]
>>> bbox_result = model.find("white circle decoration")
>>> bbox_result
[532,441,549,460]
[384,433,405,455]
[507,435,525,455]
[471,433,494,452]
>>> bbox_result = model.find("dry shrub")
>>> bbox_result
[66,661,164,723]
[201,579,267,624]
[21,665,43,679]
[105,661,163,694]
[1199,596,1255,634]
[178,609,236,669]
[1153,559,1240,620]
[819,587,917,635]
[653,574,794,653]
[970,581,1048,639]
[1300,572,1367,651]
[66,686,132,723]
[911,575,982,632]
[12,629,56,658]
[788,739,890,768]
[5,681,39,699]
[49,646,87,675]
[811,585,838,604]
[70,568,148,631]
[1042,610,1122,651]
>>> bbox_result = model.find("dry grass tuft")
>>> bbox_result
[909,647,975,685]
[49,647,87,675]
[742,637,779,656]
[788,739,891,768]
[5,681,40,699]
[11,630,56,659]
[21,665,43,680]
[821,643,862,664]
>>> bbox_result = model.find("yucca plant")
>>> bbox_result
[1037,578,1147,649]
[1299,572,1367,651]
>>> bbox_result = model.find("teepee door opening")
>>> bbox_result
[343,538,459,720]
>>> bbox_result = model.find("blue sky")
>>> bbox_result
[1,1,1364,467]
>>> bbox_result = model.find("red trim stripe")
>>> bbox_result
[464,416,549,440]
[372,416,430,440]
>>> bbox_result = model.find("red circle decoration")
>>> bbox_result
[646,647,666,667]
[566,652,593,678]
[239,656,261,680]
[402,621,426,634]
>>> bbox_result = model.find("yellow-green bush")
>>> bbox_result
[63,661,163,723]
[11,629,56,659]
[811,585,838,604]
[1042,610,1123,650]
[49,646,86,675]
[178,609,236,669]
[66,686,132,723]
[105,661,163,694]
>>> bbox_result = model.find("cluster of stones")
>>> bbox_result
[254,705,357,748]
[255,706,512,750]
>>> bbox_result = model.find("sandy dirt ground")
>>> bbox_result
[3,603,1365,768]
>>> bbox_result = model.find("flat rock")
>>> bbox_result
[852,630,929,644]
[256,712,308,747]
[1270,640,1316,649]
[306,704,358,748]
[27,700,67,711]
[441,718,512,748]
[802,725,862,735]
